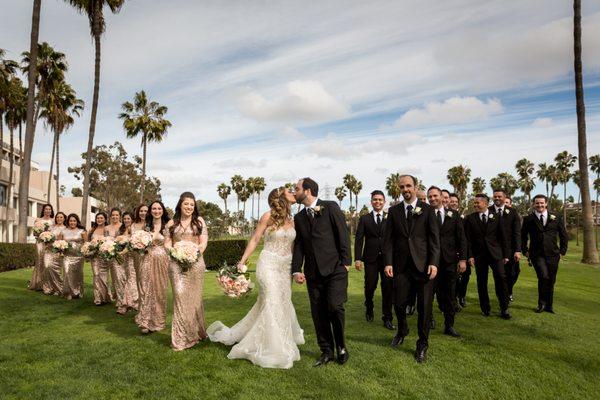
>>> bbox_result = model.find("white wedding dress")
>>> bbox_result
[207,228,305,369]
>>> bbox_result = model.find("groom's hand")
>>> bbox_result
[384,265,393,278]
[293,273,305,284]
[428,265,438,280]
[354,261,363,271]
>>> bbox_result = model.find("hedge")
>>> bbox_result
[0,239,246,273]
[0,243,37,273]
[204,239,248,270]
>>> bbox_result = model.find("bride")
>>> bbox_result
[207,187,304,369]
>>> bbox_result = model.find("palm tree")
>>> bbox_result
[239,183,251,218]
[246,178,256,220]
[555,151,577,225]
[572,170,582,246]
[547,164,560,202]
[536,162,551,197]
[217,183,231,213]
[343,174,356,211]
[1,49,19,154]
[447,165,471,209]
[590,154,600,245]
[335,186,347,207]
[254,177,266,217]
[471,177,486,195]
[490,172,518,197]
[230,175,244,212]
[352,180,363,212]
[516,158,536,205]
[39,80,84,209]
[65,0,126,228]
[385,173,402,202]
[119,90,171,203]
[414,177,426,192]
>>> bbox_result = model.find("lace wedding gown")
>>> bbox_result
[207,228,304,369]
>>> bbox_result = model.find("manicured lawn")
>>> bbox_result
[1,241,599,399]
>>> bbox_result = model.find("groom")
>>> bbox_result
[292,177,352,367]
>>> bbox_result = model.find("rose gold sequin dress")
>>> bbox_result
[120,230,139,311]
[169,224,207,350]
[61,228,85,299]
[90,230,113,305]
[107,226,128,314]
[42,225,65,295]
[29,218,54,291]
[135,229,169,332]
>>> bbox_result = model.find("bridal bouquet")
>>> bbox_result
[52,240,70,255]
[98,239,122,262]
[168,241,200,272]
[216,262,254,298]
[128,230,153,254]
[80,242,98,259]
[38,231,56,244]
[114,235,130,252]
[33,220,51,236]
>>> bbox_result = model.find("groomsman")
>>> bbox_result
[384,175,440,363]
[355,190,394,330]
[441,189,451,208]
[450,193,470,308]
[490,190,522,302]
[521,194,568,313]
[448,193,461,212]
[464,194,511,319]
[427,186,467,337]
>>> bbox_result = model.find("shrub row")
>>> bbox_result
[0,243,36,273]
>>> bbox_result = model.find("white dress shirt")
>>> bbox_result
[403,198,419,217]
[373,210,384,224]
[479,210,490,221]
[435,206,445,225]
[534,210,548,226]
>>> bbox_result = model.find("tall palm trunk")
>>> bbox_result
[47,131,57,202]
[256,193,260,217]
[563,183,568,226]
[17,0,42,243]
[223,198,228,213]
[55,134,60,210]
[574,0,599,263]
[576,190,581,246]
[18,122,22,165]
[81,10,102,228]
[140,132,147,204]
[251,194,255,220]
[4,128,15,242]
[545,182,549,198]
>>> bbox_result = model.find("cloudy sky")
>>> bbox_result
[1,0,599,211]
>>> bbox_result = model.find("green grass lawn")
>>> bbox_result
[1,241,599,400]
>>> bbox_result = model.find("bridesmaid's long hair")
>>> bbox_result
[145,201,170,233]
[66,213,85,230]
[119,211,134,235]
[54,212,67,226]
[133,204,148,224]
[169,192,203,238]
[39,203,55,218]
[90,212,108,236]
[267,187,291,231]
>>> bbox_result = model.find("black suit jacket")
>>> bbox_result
[521,212,568,258]
[437,208,467,266]
[489,205,522,254]
[292,199,352,281]
[354,212,386,264]
[464,211,510,261]
[383,200,440,273]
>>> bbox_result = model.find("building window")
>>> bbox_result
[0,184,6,207]
[91,206,98,213]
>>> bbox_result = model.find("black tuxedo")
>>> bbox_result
[355,211,393,322]
[490,205,522,297]
[464,210,510,313]
[383,200,440,346]
[292,199,351,355]
[434,208,467,328]
[521,211,568,308]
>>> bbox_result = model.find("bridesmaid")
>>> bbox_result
[131,204,149,296]
[107,208,128,314]
[165,192,208,351]
[61,213,88,300]
[89,212,112,305]
[29,203,55,291]
[135,201,170,334]
[119,211,139,312]
[42,212,66,295]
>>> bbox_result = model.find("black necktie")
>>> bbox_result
[481,213,487,224]
[437,210,443,227]
[406,205,413,229]
[376,213,381,226]
[539,214,544,226]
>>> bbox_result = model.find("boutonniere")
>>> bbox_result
[504,209,510,215]
[412,206,422,216]
[549,214,556,221]
[447,211,453,218]
[488,214,494,219]
[460,214,465,219]
[312,205,324,216]
[383,212,388,220]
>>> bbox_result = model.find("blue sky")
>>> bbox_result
[1,0,599,211]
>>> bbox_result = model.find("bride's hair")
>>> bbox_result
[267,187,291,231]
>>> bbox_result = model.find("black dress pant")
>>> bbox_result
[393,260,434,346]
[532,256,560,308]
[505,259,521,296]
[434,262,458,328]
[364,255,393,321]
[474,256,509,313]
[456,265,471,299]
[307,264,348,355]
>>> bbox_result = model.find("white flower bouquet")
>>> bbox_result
[128,230,153,254]
[216,262,254,298]
[168,241,201,272]
[51,239,70,255]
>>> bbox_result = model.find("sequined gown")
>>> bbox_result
[122,242,139,311]
[108,226,128,314]
[207,228,304,369]
[135,229,169,332]
[29,218,54,291]
[90,230,113,305]
[42,225,65,295]
[169,224,207,350]
[61,228,85,299]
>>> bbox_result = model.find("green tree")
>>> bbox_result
[547,164,560,203]
[352,179,363,213]
[343,174,356,211]
[536,162,551,197]
[590,154,600,245]
[490,172,518,196]
[471,177,486,195]
[217,183,231,213]
[254,177,266,217]
[119,90,171,203]
[335,186,347,207]
[555,151,577,225]
[230,175,244,212]
[447,165,471,209]
[246,177,256,220]
[516,158,536,205]
[385,173,401,202]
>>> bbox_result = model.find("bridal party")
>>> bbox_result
[27,176,569,368]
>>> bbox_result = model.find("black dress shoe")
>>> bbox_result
[313,353,333,367]
[391,334,405,347]
[430,319,436,330]
[366,311,374,322]
[406,305,416,315]
[482,310,490,317]
[544,307,555,314]
[500,310,512,320]
[383,320,395,330]
[414,345,428,363]
[458,297,467,308]
[535,303,545,313]
[444,326,461,337]
[337,348,349,365]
